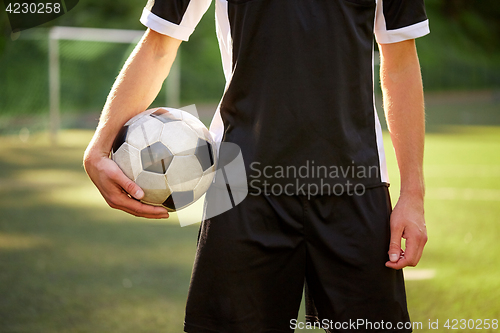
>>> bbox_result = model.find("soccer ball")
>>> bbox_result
[111,107,216,212]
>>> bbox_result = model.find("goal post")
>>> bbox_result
[44,26,180,145]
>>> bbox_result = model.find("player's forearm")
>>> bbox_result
[85,29,181,161]
[379,40,425,199]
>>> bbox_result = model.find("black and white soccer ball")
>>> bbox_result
[111,107,216,212]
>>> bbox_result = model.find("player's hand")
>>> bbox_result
[83,152,170,219]
[385,193,427,270]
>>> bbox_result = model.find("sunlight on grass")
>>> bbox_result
[0,129,94,148]
[0,233,52,250]
[0,127,499,332]
[384,126,500,330]
[15,169,86,186]
[403,268,436,281]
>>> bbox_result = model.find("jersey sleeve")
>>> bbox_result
[374,0,430,44]
[140,0,212,41]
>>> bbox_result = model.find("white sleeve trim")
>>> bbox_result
[140,8,193,41]
[375,19,430,44]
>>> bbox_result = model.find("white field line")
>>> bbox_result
[403,269,436,281]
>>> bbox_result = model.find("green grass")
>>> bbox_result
[0,131,197,332]
[0,127,499,332]
[397,127,500,331]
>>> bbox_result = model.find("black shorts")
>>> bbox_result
[184,186,411,333]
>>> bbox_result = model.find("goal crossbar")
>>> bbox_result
[27,26,179,145]
[49,26,144,43]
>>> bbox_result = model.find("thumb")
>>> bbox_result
[111,167,144,200]
[388,225,403,263]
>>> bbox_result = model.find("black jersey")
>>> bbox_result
[140,0,429,193]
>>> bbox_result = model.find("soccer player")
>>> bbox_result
[84,0,429,331]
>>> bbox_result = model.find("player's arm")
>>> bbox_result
[379,39,428,269]
[83,28,181,219]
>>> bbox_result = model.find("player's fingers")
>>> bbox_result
[126,197,169,217]
[122,206,170,219]
[109,194,169,218]
[85,156,167,218]
[385,249,406,269]
[386,232,427,269]
[402,237,418,267]
[102,175,169,218]
[402,230,427,267]
[388,223,404,263]
[109,167,144,200]
[385,255,408,270]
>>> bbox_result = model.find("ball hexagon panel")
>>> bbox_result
[150,108,182,124]
[160,122,199,156]
[141,142,174,174]
[113,142,142,182]
[135,171,171,205]
[194,169,216,199]
[194,138,215,172]
[166,155,203,192]
[162,191,194,211]
[126,117,164,150]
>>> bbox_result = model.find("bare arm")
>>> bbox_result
[379,39,427,269]
[83,28,182,218]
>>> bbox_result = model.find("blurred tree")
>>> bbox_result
[442,0,465,18]
[55,0,144,29]
[439,0,500,52]
[0,9,11,56]
[1,0,499,98]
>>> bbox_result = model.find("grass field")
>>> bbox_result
[0,126,499,332]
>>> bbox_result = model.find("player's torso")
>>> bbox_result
[213,0,384,190]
